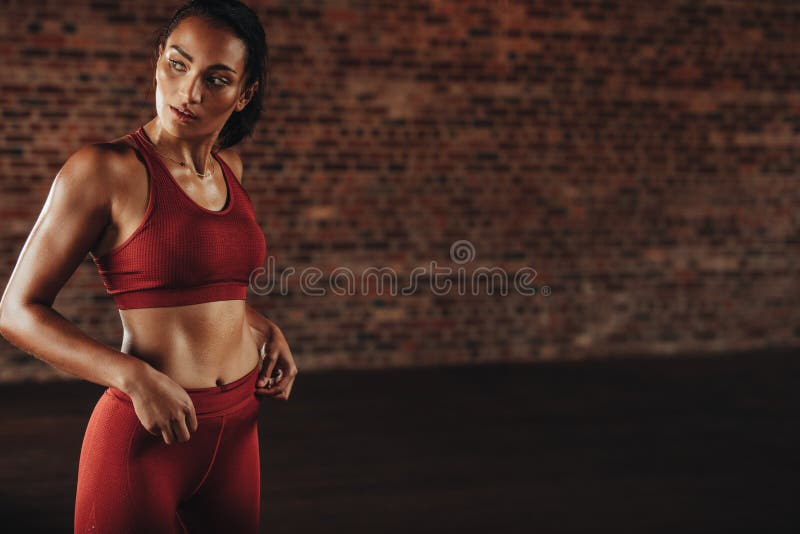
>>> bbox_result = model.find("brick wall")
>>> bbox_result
[1,0,798,382]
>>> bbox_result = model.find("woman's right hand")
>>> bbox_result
[126,366,199,446]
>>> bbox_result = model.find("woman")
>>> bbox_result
[0,1,297,532]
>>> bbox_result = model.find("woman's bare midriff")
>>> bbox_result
[89,129,260,389]
[119,301,261,388]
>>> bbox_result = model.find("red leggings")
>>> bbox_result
[74,362,262,533]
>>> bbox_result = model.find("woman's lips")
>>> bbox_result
[170,106,197,122]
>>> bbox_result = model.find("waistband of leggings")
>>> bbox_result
[105,362,260,417]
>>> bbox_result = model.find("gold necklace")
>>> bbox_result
[140,129,215,179]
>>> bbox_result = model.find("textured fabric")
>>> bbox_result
[91,126,267,310]
[74,363,262,533]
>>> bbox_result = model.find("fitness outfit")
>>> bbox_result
[74,126,267,533]
[91,125,266,310]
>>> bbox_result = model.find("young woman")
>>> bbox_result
[0,1,297,532]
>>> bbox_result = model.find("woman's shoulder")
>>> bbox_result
[57,137,134,192]
[216,147,244,185]
[65,133,139,173]
[57,135,146,217]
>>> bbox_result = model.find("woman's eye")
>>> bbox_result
[168,59,226,87]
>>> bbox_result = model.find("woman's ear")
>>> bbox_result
[236,81,259,112]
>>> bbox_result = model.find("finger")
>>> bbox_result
[266,368,283,388]
[256,370,285,391]
[256,365,271,388]
[255,388,285,399]
[257,377,293,398]
[255,363,297,397]
[269,387,291,400]
[255,381,285,396]
[254,343,268,382]
[266,366,295,390]
[257,352,276,387]
[279,379,294,400]
[186,408,198,433]
[161,427,173,445]
[173,417,191,443]
[257,352,279,388]
[260,374,278,389]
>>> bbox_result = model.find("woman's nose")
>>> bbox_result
[179,76,202,103]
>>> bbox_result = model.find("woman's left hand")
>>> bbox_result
[251,319,298,401]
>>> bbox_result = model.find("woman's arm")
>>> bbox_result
[245,303,272,353]
[245,304,298,399]
[0,144,150,393]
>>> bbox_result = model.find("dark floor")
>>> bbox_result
[0,347,798,533]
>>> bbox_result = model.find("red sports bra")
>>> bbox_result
[91,126,267,310]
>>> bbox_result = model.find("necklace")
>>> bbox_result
[154,149,215,179]
[139,128,215,179]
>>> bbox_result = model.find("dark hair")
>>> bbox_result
[148,0,270,149]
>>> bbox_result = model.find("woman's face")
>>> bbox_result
[154,15,255,138]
